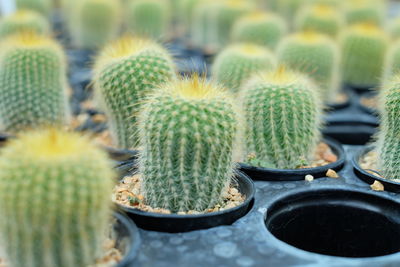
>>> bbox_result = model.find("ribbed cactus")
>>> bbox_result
[16,0,52,16]
[126,0,170,39]
[344,0,385,26]
[70,0,121,49]
[212,43,276,93]
[0,10,50,38]
[138,77,240,212]
[231,11,287,50]
[277,32,340,101]
[94,36,176,149]
[341,23,388,87]
[239,68,322,169]
[295,4,344,38]
[0,32,69,133]
[0,129,114,267]
[377,77,400,180]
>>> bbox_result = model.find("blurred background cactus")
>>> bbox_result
[0,129,114,267]
[94,36,176,149]
[138,77,240,212]
[0,10,50,38]
[343,0,386,26]
[0,32,69,133]
[15,0,52,16]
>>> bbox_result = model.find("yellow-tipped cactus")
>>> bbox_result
[0,10,50,38]
[343,0,386,26]
[16,0,52,16]
[0,129,114,267]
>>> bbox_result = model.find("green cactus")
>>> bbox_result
[0,33,69,133]
[138,77,240,212]
[0,10,50,39]
[389,18,400,40]
[341,23,388,87]
[94,36,176,149]
[178,0,204,32]
[70,0,121,49]
[0,129,114,267]
[16,0,52,16]
[295,4,344,38]
[231,11,287,50]
[126,0,170,39]
[277,32,340,101]
[344,0,386,26]
[212,43,276,93]
[383,40,400,85]
[239,67,322,169]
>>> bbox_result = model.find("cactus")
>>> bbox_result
[138,76,240,212]
[277,32,340,101]
[231,11,287,50]
[0,32,69,133]
[212,43,276,93]
[94,36,176,149]
[295,4,344,38]
[178,0,204,31]
[341,23,388,87]
[389,18,400,40]
[70,0,121,49]
[126,0,170,39]
[16,0,52,16]
[343,0,386,26]
[0,129,114,267]
[0,10,50,39]
[239,67,322,169]
[383,40,400,85]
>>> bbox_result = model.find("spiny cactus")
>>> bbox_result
[0,10,50,38]
[212,43,276,93]
[277,32,340,101]
[126,0,170,39]
[16,0,52,16]
[295,4,344,38]
[231,11,287,50]
[70,0,121,49]
[0,32,69,133]
[343,0,386,26]
[0,129,114,267]
[138,76,240,212]
[377,76,400,180]
[239,67,322,169]
[383,40,400,85]
[94,36,176,149]
[341,23,388,87]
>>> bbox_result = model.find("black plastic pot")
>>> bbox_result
[265,188,400,258]
[326,90,353,111]
[353,146,400,193]
[102,146,138,165]
[116,161,255,233]
[114,212,141,267]
[358,91,378,116]
[239,138,345,181]
[344,83,376,95]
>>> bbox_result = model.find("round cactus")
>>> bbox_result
[231,11,287,50]
[343,0,386,26]
[212,43,276,93]
[178,0,203,31]
[341,23,389,88]
[0,129,114,267]
[239,67,322,169]
[0,10,50,38]
[277,32,340,101]
[138,76,240,212]
[295,4,344,38]
[16,0,52,16]
[0,32,70,133]
[94,36,176,149]
[69,0,121,49]
[125,0,170,40]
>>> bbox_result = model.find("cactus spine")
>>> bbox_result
[231,11,287,50]
[277,32,340,101]
[240,68,322,169]
[0,129,114,267]
[0,10,50,38]
[0,32,69,133]
[16,0,52,16]
[138,77,240,212]
[126,0,170,39]
[212,44,276,93]
[94,36,176,149]
[341,23,388,87]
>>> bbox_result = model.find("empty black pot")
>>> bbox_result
[239,138,345,181]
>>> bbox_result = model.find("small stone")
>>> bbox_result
[305,175,314,182]
[92,114,106,123]
[326,169,339,178]
[371,180,384,191]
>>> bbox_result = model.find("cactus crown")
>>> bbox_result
[350,23,386,37]
[294,31,331,43]
[311,4,336,16]
[228,43,274,57]
[1,31,59,50]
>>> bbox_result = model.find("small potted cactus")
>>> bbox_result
[113,76,255,233]
[238,67,345,181]
[0,9,50,38]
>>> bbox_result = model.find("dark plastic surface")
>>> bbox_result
[239,138,345,181]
